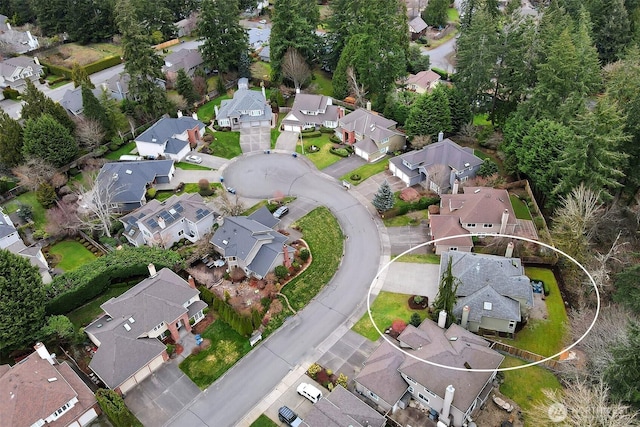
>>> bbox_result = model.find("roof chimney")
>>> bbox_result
[282,245,291,268]
[262,85,267,98]
[188,275,196,289]
[438,131,444,142]
[505,241,514,258]
[192,112,198,120]
[34,342,55,365]
[148,263,157,277]
[452,179,459,195]
[461,305,470,329]
[441,385,455,422]
[177,110,183,118]
[500,209,509,234]
[33,56,40,66]
[157,216,166,229]
[438,310,447,329]
[366,101,371,111]
[214,105,219,117]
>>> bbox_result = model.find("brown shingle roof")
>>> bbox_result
[439,187,517,226]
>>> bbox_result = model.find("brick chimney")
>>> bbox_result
[187,275,196,289]
[282,244,291,268]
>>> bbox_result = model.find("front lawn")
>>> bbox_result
[105,142,136,160]
[263,207,343,336]
[209,129,242,159]
[383,210,429,227]
[175,162,212,171]
[180,320,252,389]
[500,355,563,413]
[67,284,136,328]
[2,192,47,231]
[391,253,440,264]
[497,267,568,357]
[510,194,533,220]
[340,158,390,185]
[352,291,430,341]
[250,415,278,427]
[295,134,342,170]
[48,240,97,272]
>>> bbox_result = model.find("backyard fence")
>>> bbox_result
[488,340,563,371]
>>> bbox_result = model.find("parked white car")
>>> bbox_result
[185,155,202,164]
[296,382,323,403]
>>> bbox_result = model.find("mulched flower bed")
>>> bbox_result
[408,295,429,310]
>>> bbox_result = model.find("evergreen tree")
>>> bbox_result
[198,0,248,73]
[133,0,176,40]
[587,0,631,63]
[0,249,46,352]
[432,256,459,328]
[36,183,57,209]
[82,85,110,135]
[116,0,168,118]
[30,0,70,35]
[613,264,640,314]
[422,0,449,27]
[67,0,116,44]
[176,69,199,105]
[443,85,471,133]
[72,62,93,88]
[0,111,24,167]
[405,85,452,139]
[21,80,75,132]
[372,180,394,212]
[23,114,79,167]
[604,321,640,408]
[406,45,430,74]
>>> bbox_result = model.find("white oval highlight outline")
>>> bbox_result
[367,233,600,372]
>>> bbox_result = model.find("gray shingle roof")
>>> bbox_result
[164,49,203,73]
[136,117,205,146]
[281,94,340,129]
[96,160,174,204]
[0,209,15,239]
[409,16,428,33]
[397,138,482,177]
[216,85,272,125]
[0,56,43,80]
[454,285,522,322]
[60,86,107,116]
[305,385,386,427]
[339,108,399,143]
[355,341,408,406]
[247,206,279,229]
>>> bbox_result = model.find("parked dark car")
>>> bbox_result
[278,406,302,427]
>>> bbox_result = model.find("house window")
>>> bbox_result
[178,230,184,236]
[408,386,414,393]
[368,391,379,401]
[406,376,417,384]
[418,393,430,404]
[449,247,458,251]
[52,402,73,419]
[483,224,493,228]
[466,223,476,228]
[423,388,436,397]
[110,203,119,208]
[508,321,516,329]
[461,176,469,182]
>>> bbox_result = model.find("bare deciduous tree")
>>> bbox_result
[75,117,106,150]
[346,66,368,107]
[525,380,640,426]
[218,191,245,217]
[410,134,431,150]
[12,158,56,191]
[45,201,82,238]
[425,163,449,194]
[75,172,125,237]
[281,47,311,90]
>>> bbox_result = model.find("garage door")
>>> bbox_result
[241,121,251,129]
[284,125,295,132]
[78,408,99,426]
[120,377,137,394]
[134,366,152,383]
[251,121,260,127]
[148,354,164,372]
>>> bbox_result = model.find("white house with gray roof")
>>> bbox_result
[120,193,215,249]
[85,267,206,394]
[210,207,293,279]
[0,208,51,283]
[0,55,43,92]
[281,93,342,132]
[0,15,39,54]
[135,116,205,160]
[389,137,483,192]
[215,78,272,129]
[336,108,406,162]
[440,251,534,335]
[355,319,503,427]
[93,160,175,213]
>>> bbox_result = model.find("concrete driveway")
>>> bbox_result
[321,156,366,179]
[275,131,299,152]
[383,262,441,302]
[197,152,229,170]
[275,198,318,230]
[387,224,430,255]
[316,330,380,387]
[240,125,271,153]
[125,363,201,427]
[155,169,221,191]
[353,170,406,201]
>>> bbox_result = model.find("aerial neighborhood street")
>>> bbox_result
[1,1,640,427]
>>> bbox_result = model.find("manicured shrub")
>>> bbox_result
[2,87,20,100]
[350,174,361,181]
[274,265,288,279]
[301,130,322,138]
[299,248,310,262]
[319,126,334,133]
[146,188,157,199]
[329,135,342,143]
[330,148,349,157]
[96,389,140,427]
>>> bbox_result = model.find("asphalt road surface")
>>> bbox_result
[166,154,382,427]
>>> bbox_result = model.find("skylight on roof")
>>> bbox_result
[123,323,131,331]
[483,302,492,310]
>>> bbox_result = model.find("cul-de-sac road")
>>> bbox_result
[166,153,384,427]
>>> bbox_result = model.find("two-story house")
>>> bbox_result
[389,137,483,192]
[336,108,406,162]
[355,318,503,427]
[403,69,442,94]
[441,251,534,336]
[429,187,518,254]
[163,49,204,80]
[0,208,51,283]
[120,193,216,248]
[91,160,175,213]
[0,342,100,427]
[281,93,342,132]
[215,78,272,129]
[0,56,44,92]
[85,266,206,394]
[103,72,166,101]
[0,15,39,54]
[135,116,205,160]
[210,207,293,279]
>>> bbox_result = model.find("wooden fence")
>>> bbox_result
[488,340,562,371]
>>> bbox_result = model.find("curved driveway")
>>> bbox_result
[167,153,383,427]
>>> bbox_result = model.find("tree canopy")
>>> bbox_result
[198,0,248,74]
[23,114,79,167]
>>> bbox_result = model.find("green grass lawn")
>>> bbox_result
[156,183,200,202]
[447,8,460,23]
[352,291,431,341]
[295,134,342,170]
[496,267,568,357]
[510,195,533,220]
[48,240,97,272]
[67,284,136,328]
[309,70,333,96]
[473,113,491,126]
[250,415,278,427]
[251,61,272,82]
[198,94,232,123]
[391,253,440,264]
[105,142,136,160]
[175,162,212,171]
[500,355,563,413]
[209,129,242,159]
[263,207,343,336]
[340,158,389,185]
[473,149,489,160]
[180,320,252,389]
[383,210,429,227]
[2,192,47,231]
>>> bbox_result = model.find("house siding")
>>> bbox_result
[434,244,472,255]
[354,382,394,414]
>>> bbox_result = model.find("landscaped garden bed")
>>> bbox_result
[306,362,348,391]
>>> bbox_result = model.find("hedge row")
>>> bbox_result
[385,196,440,218]
[301,130,322,138]
[212,295,254,336]
[2,87,20,100]
[84,55,123,75]
[330,147,349,157]
[45,247,183,315]
[431,67,449,79]
[41,61,72,78]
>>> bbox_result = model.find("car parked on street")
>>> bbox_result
[185,155,202,164]
[226,187,236,194]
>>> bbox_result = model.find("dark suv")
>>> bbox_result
[278,406,303,427]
